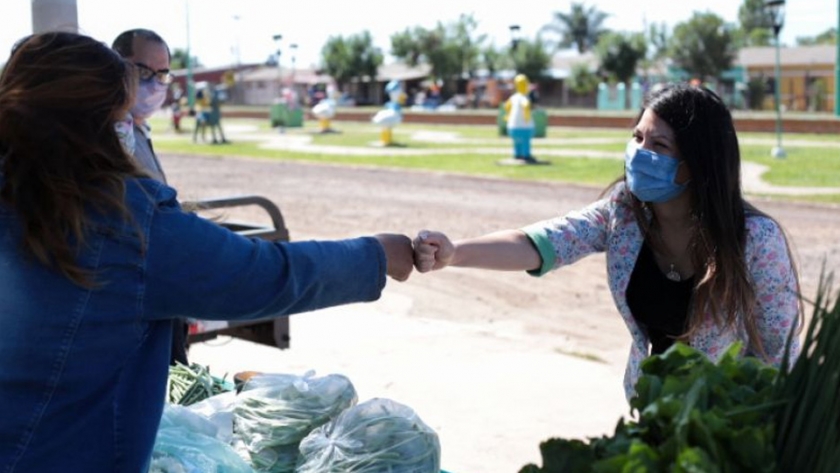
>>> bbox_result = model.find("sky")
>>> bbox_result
[1,0,836,70]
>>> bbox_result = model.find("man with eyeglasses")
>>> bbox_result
[111,29,172,182]
[112,29,188,366]
[112,29,172,183]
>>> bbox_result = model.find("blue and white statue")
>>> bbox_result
[371,79,405,146]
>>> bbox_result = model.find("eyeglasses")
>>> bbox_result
[134,62,173,85]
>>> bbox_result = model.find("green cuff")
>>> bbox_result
[522,225,556,277]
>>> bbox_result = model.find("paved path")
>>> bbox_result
[176,124,840,197]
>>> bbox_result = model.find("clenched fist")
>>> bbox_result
[374,233,414,282]
[412,230,455,273]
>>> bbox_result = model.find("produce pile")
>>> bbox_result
[521,271,840,473]
[231,373,358,472]
[297,398,441,473]
[153,370,441,473]
[167,363,233,406]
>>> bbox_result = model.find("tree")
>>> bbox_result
[510,38,551,81]
[448,14,487,78]
[170,48,200,70]
[320,31,383,91]
[669,12,737,82]
[348,31,383,83]
[595,32,647,85]
[390,26,427,66]
[480,45,510,76]
[647,22,671,62]
[567,62,599,96]
[541,2,609,53]
[797,28,838,46]
[735,0,773,47]
[389,14,486,85]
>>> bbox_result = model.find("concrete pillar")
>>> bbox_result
[31,0,78,34]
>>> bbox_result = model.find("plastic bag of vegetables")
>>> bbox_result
[296,397,441,473]
[150,405,255,473]
[232,371,358,473]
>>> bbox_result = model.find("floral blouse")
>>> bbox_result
[522,183,801,401]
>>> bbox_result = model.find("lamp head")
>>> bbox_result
[509,24,521,51]
[763,0,785,34]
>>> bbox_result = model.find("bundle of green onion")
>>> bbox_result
[167,362,233,406]
[774,268,840,472]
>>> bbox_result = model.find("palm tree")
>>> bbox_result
[541,3,610,54]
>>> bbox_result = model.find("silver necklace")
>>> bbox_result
[666,264,682,282]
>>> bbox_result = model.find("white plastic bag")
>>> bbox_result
[151,405,254,473]
[187,390,238,444]
[296,398,441,473]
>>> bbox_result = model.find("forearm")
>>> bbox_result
[451,230,541,271]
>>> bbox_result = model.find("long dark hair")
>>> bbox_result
[0,32,142,286]
[625,83,801,355]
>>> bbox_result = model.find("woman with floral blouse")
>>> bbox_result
[413,83,802,400]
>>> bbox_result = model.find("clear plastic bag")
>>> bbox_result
[150,404,254,473]
[186,390,238,444]
[296,398,441,473]
[159,404,220,439]
[232,371,358,472]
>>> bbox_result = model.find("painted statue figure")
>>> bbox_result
[311,83,339,133]
[504,74,536,163]
[371,79,404,146]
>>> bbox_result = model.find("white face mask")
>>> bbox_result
[115,114,136,155]
[131,80,168,120]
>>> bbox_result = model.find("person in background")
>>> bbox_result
[169,82,185,133]
[112,28,170,182]
[0,32,415,472]
[112,28,190,366]
[204,83,229,144]
[414,83,802,401]
[192,83,210,143]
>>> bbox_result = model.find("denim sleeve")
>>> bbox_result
[142,194,387,321]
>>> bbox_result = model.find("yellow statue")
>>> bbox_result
[504,74,536,163]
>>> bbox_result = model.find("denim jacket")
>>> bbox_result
[0,178,386,472]
[523,183,801,400]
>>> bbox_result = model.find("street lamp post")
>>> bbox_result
[509,24,521,52]
[289,43,298,89]
[765,0,786,159]
[835,0,839,117]
[31,0,78,33]
[185,0,194,109]
[509,24,521,78]
[272,34,283,96]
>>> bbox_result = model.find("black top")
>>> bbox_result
[626,242,694,355]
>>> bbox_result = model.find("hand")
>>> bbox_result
[413,230,454,273]
[373,233,414,282]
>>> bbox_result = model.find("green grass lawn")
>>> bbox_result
[149,116,840,204]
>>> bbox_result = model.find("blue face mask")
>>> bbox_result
[624,140,688,203]
[131,79,168,120]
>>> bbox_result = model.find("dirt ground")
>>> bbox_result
[162,152,840,472]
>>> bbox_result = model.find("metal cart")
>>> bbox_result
[184,195,291,349]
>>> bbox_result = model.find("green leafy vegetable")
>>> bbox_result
[520,344,780,472]
[521,267,840,472]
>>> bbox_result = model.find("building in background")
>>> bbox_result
[739,45,836,113]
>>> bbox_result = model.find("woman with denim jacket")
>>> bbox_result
[0,32,413,472]
[414,83,802,400]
